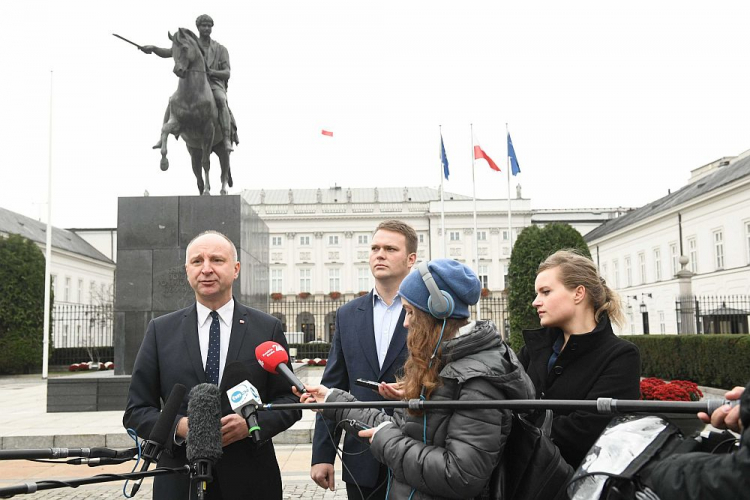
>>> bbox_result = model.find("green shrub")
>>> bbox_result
[507,224,590,352]
[622,334,750,388]
[0,234,54,374]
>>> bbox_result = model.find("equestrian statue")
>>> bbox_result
[138,14,238,195]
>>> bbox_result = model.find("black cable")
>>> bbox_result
[565,470,631,496]
[710,437,740,454]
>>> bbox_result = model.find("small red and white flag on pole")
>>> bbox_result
[321,129,333,137]
[474,142,500,172]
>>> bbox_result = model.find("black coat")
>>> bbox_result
[647,380,750,499]
[123,301,302,500]
[518,315,641,468]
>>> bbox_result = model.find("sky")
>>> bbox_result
[3,1,750,229]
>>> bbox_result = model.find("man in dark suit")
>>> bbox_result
[311,220,418,500]
[123,230,301,500]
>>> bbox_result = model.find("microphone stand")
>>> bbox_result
[0,465,190,498]
[259,397,735,415]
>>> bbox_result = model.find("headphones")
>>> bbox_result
[417,261,454,319]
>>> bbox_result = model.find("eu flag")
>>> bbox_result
[440,133,450,180]
[508,132,521,176]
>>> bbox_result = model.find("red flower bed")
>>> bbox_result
[640,378,702,401]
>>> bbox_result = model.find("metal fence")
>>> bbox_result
[51,303,114,366]
[48,296,509,365]
[675,295,750,334]
[270,295,510,344]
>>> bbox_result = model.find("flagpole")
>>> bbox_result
[439,125,447,259]
[42,70,53,380]
[470,124,481,321]
[506,123,513,253]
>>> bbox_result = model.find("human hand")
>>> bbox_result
[698,386,744,433]
[378,382,404,401]
[310,463,335,490]
[358,427,377,443]
[176,416,189,439]
[220,413,249,446]
[139,45,155,54]
[294,384,330,412]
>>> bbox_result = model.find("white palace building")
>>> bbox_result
[585,149,750,335]
[240,186,625,298]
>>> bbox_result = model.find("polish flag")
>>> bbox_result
[474,143,500,172]
[321,130,333,137]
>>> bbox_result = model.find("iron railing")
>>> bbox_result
[48,296,510,365]
[269,295,510,344]
[51,303,114,366]
[675,295,750,334]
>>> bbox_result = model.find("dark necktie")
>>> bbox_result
[205,311,221,385]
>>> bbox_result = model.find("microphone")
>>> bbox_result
[187,383,223,500]
[129,383,187,496]
[67,456,135,466]
[255,341,306,394]
[223,361,263,443]
[0,447,136,461]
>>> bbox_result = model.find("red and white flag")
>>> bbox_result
[321,129,333,137]
[474,142,500,172]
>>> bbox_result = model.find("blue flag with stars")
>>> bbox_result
[508,132,521,176]
[440,133,450,180]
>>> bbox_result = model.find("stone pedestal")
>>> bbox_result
[113,195,269,375]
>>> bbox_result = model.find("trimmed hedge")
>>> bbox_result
[621,334,750,388]
[0,234,54,374]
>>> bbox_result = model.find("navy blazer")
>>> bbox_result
[311,291,409,489]
[123,300,301,500]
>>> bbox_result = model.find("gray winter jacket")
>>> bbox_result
[322,320,535,499]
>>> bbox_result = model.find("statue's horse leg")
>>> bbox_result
[159,118,180,172]
[214,143,231,195]
[187,145,205,195]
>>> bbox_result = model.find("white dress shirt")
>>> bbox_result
[372,289,403,368]
[196,299,234,385]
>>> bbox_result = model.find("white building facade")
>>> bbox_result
[240,187,625,297]
[585,151,750,335]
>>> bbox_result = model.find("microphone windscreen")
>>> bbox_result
[255,341,289,374]
[149,383,187,446]
[186,383,223,463]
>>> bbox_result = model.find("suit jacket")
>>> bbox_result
[518,315,641,468]
[311,291,409,489]
[123,300,302,500]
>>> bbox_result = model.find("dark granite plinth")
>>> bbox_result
[114,196,269,376]
[47,375,132,412]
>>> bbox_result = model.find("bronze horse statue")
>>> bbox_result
[158,28,233,195]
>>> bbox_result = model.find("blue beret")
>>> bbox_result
[399,259,481,319]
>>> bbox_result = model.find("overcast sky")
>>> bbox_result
[3,1,749,228]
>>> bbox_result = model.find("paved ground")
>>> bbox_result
[0,368,348,499]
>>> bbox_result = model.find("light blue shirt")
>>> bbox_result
[372,289,403,368]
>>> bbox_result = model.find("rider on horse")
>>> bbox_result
[140,14,237,153]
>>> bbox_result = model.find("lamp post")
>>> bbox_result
[631,293,652,335]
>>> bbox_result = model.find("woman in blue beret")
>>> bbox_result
[298,259,534,499]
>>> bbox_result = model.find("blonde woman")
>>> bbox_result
[519,249,641,468]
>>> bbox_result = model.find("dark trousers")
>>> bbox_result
[345,464,388,500]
